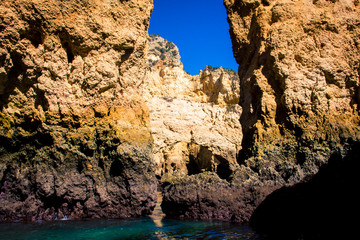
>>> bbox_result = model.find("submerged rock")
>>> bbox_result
[0,0,156,222]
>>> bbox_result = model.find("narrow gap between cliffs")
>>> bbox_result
[147,0,241,216]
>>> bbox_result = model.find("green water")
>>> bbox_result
[0,218,262,240]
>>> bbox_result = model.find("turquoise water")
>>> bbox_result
[0,218,262,240]
[0,192,262,239]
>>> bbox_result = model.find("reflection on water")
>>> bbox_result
[150,191,166,228]
[0,192,262,240]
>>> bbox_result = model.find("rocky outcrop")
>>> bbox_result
[162,172,276,223]
[144,35,242,180]
[224,0,360,181]
[0,0,156,222]
[161,0,360,224]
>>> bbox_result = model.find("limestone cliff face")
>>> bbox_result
[0,0,156,222]
[144,35,242,180]
[224,0,360,181]
[144,35,240,106]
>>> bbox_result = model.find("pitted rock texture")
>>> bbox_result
[224,0,360,182]
[162,172,276,223]
[144,35,242,180]
[0,0,156,222]
[149,97,242,179]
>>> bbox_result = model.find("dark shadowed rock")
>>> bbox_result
[250,142,360,239]
[161,172,277,223]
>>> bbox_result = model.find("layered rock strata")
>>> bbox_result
[2,0,357,227]
[0,0,156,222]
[144,35,242,180]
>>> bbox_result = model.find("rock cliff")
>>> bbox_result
[223,0,360,235]
[144,35,242,180]
[0,0,156,222]
[224,0,360,181]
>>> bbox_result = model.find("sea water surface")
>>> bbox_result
[0,218,263,240]
[0,193,263,240]
[0,218,262,240]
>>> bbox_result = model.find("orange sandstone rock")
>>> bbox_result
[0,0,156,222]
[224,0,360,180]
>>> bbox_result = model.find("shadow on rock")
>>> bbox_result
[250,142,360,240]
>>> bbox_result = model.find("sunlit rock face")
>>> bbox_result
[144,34,240,106]
[144,35,242,180]
[0,0,156,222]
[224,0,360,182]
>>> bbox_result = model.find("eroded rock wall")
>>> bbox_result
[225,0,360,182]
[144,35,242,180]
[0,0,156,222]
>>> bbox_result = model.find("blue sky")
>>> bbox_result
[148,0,238,75]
